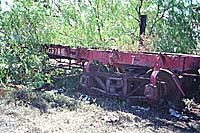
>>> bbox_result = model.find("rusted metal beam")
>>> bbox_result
[48,44,200,106]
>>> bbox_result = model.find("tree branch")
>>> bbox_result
[149,6,167,36]
[90,1,103,43]
[137,0,143,19]
[148,3,179,36]
[129,14,140,22]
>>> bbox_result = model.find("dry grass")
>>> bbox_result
[0,86,199,133]
[0,76,199,133]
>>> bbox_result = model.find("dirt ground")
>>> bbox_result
[0,85,199,133]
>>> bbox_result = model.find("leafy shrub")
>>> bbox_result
[0,0,53,86]
[0,0,199,86]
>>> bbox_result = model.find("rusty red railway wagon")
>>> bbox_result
[48,44,200,107]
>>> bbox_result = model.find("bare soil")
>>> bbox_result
[0,85,199,133]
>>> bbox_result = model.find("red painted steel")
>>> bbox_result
[48,44,200,106]
[48,44,200,72]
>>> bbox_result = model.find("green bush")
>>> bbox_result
[0,0,52,87]
[0,0,199,86]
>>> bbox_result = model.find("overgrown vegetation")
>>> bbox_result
[0,0,52,86]
[3,85,80,113]
[0,2,199,132]
[0,0,199,86]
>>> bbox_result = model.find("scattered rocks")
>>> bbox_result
[131,106,150,112]
[169,108,189,121]
[134,116,142,122]
[49,102,59,108]
[169,108,182,118]
[45,90,58,96]
[57,87,65,94]
[104,113,119,123]
[78,94,96,104]
[44,87,66,96]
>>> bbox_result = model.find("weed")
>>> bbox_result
[4,85,80,113]
[183,98,195,110]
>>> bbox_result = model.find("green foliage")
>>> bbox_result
[43,0,200,53]
[0,0,199,86]
[48,0,141,48]
[147,0,200,53]
[0,0,53,86]
[183,98,195,110]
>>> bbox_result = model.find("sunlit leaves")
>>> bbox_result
[0,0,199,86]
[0,0,51,86]
[153,0,200,53]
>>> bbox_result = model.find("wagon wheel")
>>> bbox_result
[181,71,200,97]
[85,62,108,96]
[156,70,183,108]
[144,69,183,108]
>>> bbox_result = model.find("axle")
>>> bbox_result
[48,44,200,107]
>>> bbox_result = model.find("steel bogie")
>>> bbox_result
[79,67,183,106]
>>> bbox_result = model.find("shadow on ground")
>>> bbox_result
[3,70,200,133]
[52,72,200,133]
